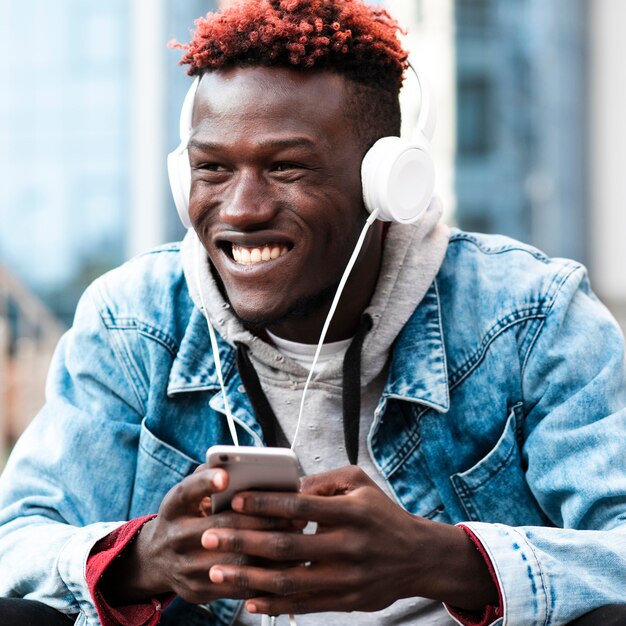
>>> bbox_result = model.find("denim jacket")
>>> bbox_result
[1,230,625,626]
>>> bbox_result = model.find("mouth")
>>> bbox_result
[220,241,292,266]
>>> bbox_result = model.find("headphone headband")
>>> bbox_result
[407,55,436,143]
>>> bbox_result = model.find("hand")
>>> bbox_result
[203,466,497,616]
[100,464,299,606]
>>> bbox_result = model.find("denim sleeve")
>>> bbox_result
[464,267,626,626]
[0,284,145,626]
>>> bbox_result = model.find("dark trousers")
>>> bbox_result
[0,598,76,626]
[1,598,626,625]
[567,605,626,626]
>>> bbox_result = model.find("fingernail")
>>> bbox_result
[202,532,219,549]
[213,470,226,490]
[246,602,257,613]
[209,567,224,584]
[231,495,243,511]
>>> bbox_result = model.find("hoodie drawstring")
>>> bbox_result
[236,341,291,449]
[341,314,373,465]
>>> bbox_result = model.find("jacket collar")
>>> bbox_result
[167,306,235,395]
[382,279,450,412]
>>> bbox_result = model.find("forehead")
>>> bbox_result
[191,67,351,144]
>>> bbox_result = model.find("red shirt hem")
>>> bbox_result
[444,524,503,626]
[86,515,175,626]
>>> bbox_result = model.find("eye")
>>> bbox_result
[195,163,227,172]
[272,162,302,172]
[192,163,231,184]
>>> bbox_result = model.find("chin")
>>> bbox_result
[225,290,291,327]
[229,304,289,331]
[228,282,338,332]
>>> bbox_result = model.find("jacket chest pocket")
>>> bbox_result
[450,405,551,526]
[130,418,200,518]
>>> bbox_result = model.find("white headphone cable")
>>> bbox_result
[262,615,298,626]
[195,233,240,446]
[289,208,379,453]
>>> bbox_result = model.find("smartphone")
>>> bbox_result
[206,445,300,513]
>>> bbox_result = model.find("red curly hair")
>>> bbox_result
[172,0,408,95]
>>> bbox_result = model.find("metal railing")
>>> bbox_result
[0,265,63,468]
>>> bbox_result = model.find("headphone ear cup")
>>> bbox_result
[168,77,199,230]
[361,135,435,224]
[167,147,192,229]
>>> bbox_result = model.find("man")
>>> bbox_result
[1,1,626,625]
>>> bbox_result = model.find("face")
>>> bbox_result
[188,67,383,340]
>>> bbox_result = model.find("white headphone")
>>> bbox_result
[167,55,436,228]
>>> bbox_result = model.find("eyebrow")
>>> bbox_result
[187,137,318,152]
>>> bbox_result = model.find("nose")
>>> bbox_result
[218,169,278,230]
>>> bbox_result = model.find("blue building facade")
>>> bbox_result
[454,0,588,263]
[0,1,216,325]
[0,0,130,322]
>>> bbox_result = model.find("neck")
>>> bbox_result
[263,221,384,344]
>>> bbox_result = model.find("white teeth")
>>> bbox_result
[231,243,289,265]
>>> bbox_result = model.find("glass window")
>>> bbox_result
[456,0,490,37]
[457,76,492,157]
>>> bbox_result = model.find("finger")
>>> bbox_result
[156,516,222,553]
[209,565,366,615]
[173,555,260,602]
[161,469,228,519]
[245,589,366,617]
[207,512,305,533]
[194,464,216,515]
[231,491,361,525]
[209,562,345,597]
[165,512,303,553]
[201,528,352,563]
[300,466,372,496]
[176,511,305,551]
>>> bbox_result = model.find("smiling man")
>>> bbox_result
[1,1,626,626]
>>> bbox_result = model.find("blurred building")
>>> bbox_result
[0,0,216,327]
[356,0,625,334]
[455,0,588,264]
[0,0,216,464]
[452,0,626,331]
[128,0,217,258]
[0,0,130,324]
